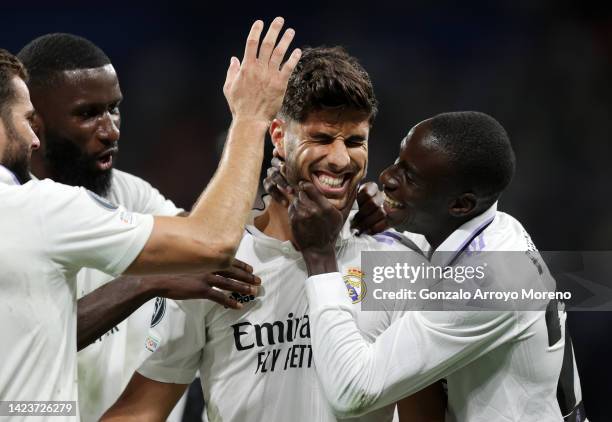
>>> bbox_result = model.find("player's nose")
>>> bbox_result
[325,139,351,171]
[97,112,120,145]
[379,165,398,190]
[31,134,41,151]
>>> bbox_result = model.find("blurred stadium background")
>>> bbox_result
[2,1,610,419]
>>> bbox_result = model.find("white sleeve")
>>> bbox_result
[138,299,204,384]
[137,184,182,216]
[305,272,521,418]
[115,171,184,216]
[38,180,153,276]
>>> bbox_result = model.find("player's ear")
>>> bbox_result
[448,193,477,217]
[270,118,287,159]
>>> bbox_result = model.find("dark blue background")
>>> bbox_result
[2,1,610,419]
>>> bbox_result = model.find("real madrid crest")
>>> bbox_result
[343,267,366,304]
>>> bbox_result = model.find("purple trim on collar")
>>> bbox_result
[378,230,403,241]
[372,234,396,245]
[447,215,495,264]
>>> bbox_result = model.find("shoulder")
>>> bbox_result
[109,169,155,194]
[109,169,182,215]
[37,177,80,192]
[34,179,89,205]
[350,229,416,252]
[0,180,79,227]
[112,168,149,184]
[479,211,537,252]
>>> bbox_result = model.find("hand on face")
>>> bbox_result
[223,18,302,124]
[263,151,294,207]
[288,181,343,253]
[351,182,389,235]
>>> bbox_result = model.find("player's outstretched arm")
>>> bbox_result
[101,372,186,422]
[77,259,260,350]
[125,18,302,275]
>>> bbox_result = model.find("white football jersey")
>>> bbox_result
[76,169,183,422]
[138,214,410,422]
[0,165,153,421]
[305,202,579,422]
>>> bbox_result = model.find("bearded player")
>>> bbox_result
[17,23,288,421]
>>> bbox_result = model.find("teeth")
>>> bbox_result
[384,193,403,208]
[317,174,343,188]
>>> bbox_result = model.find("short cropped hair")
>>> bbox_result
[0,49,28,116]
[17,33,110,88]
[280,46,377,124]
[429,111,516,200]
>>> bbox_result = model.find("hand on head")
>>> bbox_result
[223,17,302,124]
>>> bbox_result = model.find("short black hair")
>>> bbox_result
[0,49,28,118]
[17,33,111,88]
[280,46,378,124]
[429,111,515,201]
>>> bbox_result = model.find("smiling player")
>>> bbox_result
[0,17,300,420]
[17,32,261,421]
[290,111,586,422]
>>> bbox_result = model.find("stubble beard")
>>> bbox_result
[44,133,114,196]
[1,112,32,184]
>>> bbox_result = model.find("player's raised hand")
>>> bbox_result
[288,181,343,254]
[223,17,301,123]
[152,258,261,309]
[351,182,388,235]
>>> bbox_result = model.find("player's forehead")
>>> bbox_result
[397,119,450,177]
[10,76,34,113]
[297,109,370,138]
[399,120,433,153]
[51,64,122,106]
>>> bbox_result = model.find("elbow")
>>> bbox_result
[329,401,359,419]
[217,232,242,268]
[185,217,244,271]
[195,234,241,271]
[215,243,239,270]
[326,389,378,418]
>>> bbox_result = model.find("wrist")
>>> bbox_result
[231,116,272,131]
[133,276,162,301]
[301,246,338,277]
